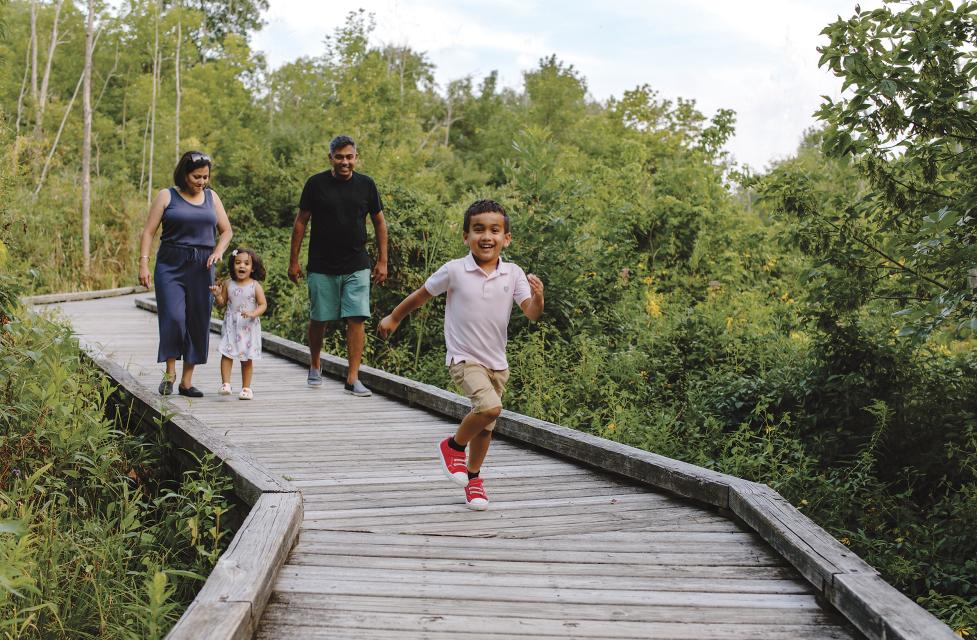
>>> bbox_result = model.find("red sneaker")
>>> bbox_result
[439,438,469,486]
[465,477,489,510]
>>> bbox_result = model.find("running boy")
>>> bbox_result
[378,199,544,510]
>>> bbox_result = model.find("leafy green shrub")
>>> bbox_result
[0,301,233,639]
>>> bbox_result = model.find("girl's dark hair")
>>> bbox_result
[463,199,509,232]
[173,150,212,190]
[227,247,266,281]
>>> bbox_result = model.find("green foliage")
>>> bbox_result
[0,302,233,638]
[816,0,977,338]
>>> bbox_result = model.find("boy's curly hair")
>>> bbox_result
[227,247,266,281]
[463,199,509,232]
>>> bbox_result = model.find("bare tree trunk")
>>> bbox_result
[36,0,65,135]
[81,0,95,274]
[174,6,182,163]
[30,0,39,129]
[147,1,160,208]
[122,82,128,156]
[443,99,453,146]
[15,41,31,133]
[139,102,150,192]
[35,67,83,196]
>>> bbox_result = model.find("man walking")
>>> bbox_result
[289,135,388,396]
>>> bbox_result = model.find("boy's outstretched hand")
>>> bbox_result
[377,314,399,339]
[528,274,544,300]
[520,274,545,321]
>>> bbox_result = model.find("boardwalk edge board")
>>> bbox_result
[21,285,151,305]
[29,288,303,640]
[136,295,954,640]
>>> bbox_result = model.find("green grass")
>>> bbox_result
[0,302,233,640]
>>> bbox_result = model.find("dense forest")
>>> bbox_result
[1,0,976,636]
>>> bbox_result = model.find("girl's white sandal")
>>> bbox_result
[239,387,253,400]
[218,382,232,395]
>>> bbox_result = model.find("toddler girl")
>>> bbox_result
[210,247,267,399]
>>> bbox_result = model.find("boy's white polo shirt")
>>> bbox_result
[424,253,531,370]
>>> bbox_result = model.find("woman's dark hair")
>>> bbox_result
[227,247,266,281]
[173,150,212,190]
[463,199,509,232]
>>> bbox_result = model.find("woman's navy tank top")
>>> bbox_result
[160,187,217,248]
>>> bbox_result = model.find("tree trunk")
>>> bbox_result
[36,0,65,135]
[81,0,95,274]
[175,7,182,163]
[443,99,453,146]
[15,39,31,133]
[30,0,38,130]
[35,65,84,196]
[147,1,160,208]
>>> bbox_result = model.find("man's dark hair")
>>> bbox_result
[173,150,211,190]
[463,199,509,232]
[329,135,356,155]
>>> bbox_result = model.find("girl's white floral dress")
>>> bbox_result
[218,280,262,361]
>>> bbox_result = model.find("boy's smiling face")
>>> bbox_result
[464,211,510,268]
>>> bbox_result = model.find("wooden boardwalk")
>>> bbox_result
[48,293,865,639]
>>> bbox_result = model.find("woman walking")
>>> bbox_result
[138,151,233,396]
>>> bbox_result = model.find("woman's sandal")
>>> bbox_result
[239,387,253,400]
[178,385,203,398]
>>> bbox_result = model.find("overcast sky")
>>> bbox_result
[252,0,877,171]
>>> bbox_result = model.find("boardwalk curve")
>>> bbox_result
[34,289,956,640]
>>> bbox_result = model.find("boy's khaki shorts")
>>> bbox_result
[449,362,510,432]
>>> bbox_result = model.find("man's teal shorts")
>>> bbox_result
[308,269,371,321]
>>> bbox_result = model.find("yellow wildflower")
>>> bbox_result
[644,290,662,318]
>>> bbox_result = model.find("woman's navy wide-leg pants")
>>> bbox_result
[154,243,214,365]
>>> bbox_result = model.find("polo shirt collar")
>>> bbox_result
[464,252,510,276]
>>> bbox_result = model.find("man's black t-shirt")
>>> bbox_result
[299,171,383,275]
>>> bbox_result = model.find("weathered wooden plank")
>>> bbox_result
[304,502,712,531]
[182,493,302,623]
[23,285,149,305]
[277,563,812,594]
[288,541,783,567]
[257,608,860,639]
[728,481,876,592]
[265,592,849,625]
[167,601,252,640]
[285,552,801,580]
[272,575,823,609]
[830,572,958,640]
